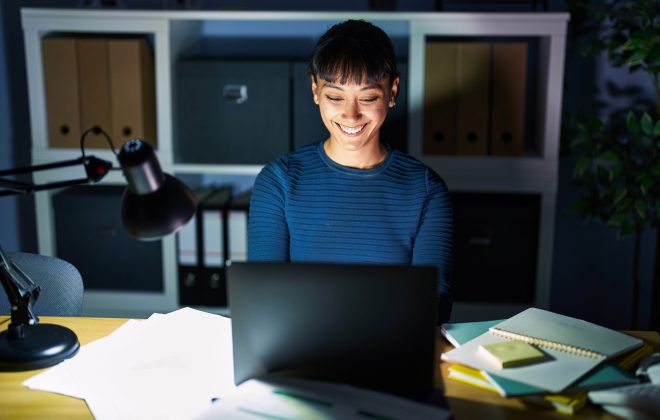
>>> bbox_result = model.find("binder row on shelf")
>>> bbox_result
[42,35,156,149]
[177,186,252,307]
[423,41,528,156]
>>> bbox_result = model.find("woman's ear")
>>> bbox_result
[388,76,400,108]
[311,76,319,105]
[390,76,400,101]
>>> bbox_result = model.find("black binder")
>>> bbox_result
[199,185,233,307]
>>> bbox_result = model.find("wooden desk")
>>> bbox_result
[1,316,659,419]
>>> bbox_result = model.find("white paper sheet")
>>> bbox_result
[23,307,236,420]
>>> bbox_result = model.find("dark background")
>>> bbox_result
[0,0,656,329]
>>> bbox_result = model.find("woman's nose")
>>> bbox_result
[342,100,361,120]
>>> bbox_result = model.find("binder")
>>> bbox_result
[108,38,157,147]
[423,41,458,155]
[227,190,251,264]
[490,42,527,156]
[456,43,490,156]
[199,186,233,307]
[77,38,112,149]
[177,187,216,306]
[42,37,82,148]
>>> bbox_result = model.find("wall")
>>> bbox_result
[0,1,19,251]
[0,0,41,253]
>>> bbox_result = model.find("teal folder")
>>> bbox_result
[441,320,636,396]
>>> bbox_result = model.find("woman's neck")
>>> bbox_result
[323,138,388,169]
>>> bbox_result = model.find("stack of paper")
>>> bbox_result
[23,308,236,419]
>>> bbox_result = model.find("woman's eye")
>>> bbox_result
[326,96,342,102]
[360,97,378,103]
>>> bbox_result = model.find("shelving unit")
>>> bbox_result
[21,8,568,319]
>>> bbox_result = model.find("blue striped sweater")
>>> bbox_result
[248,141,453,317]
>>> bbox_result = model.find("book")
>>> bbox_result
[526,392,588,416]
[479,340,545,369]
[442,308,643,393]
[447,365,588,415]
[441,319,503,347]
[447,364,499,393]
[489,308,643,360]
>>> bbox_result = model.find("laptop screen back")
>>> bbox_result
[227,262,438,398]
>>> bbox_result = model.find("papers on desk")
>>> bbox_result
[23,307,235,420]
[196,376,451,420]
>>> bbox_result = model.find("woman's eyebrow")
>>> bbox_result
[323,83,383,91]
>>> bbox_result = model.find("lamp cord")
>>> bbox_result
[80,127,119,160]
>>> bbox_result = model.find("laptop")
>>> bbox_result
[226,262,438,399]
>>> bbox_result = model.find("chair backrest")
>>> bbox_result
[0,252,84,317]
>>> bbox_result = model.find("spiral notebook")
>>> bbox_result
[441,308,643,393]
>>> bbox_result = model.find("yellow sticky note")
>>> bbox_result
[479,340,544,368]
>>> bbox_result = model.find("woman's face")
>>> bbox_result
[311,75,399,154]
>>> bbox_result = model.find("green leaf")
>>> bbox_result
[627,111,639,135]
[574,157,590,177]
[618,222,636,238]
[628,50,646,67]
[608,211,627,227]
[638,174,653,195]
[641,113,654,136]
[571,131,591,148]
[635,200,646,219]
[598,150,619,163]
[622,37,642,51]
[614,189,627,204]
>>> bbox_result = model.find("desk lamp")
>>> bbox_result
[0,127,196,371]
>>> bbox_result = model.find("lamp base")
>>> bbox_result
[0,323,79,371]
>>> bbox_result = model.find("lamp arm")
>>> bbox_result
[0,156,113,197]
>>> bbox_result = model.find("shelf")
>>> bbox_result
[21,8,569,319]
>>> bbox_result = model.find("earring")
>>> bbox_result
[388,97,396,108]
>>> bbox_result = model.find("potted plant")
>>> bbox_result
[565,0,660,329]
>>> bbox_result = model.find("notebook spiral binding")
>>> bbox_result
[489,327,606,360]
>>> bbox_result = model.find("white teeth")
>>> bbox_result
[339,124,366,134]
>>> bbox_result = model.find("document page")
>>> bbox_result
[23,307,235,420]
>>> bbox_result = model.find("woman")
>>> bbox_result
[248,19,453,323]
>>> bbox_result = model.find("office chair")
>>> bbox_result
[0,252,84,317]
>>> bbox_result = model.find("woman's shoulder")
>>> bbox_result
[258,142,321,179]
[389,149,438,175]
[389,149,447,189]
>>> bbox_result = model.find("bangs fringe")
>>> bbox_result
[311,38,395,85]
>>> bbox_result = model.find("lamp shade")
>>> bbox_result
[118,139,196,241]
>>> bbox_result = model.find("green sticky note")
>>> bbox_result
[479,340,545,369]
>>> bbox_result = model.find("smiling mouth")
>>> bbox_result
[336,123,367,136]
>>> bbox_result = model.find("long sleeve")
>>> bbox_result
[412,168,453,323]
[247,158,290,261]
